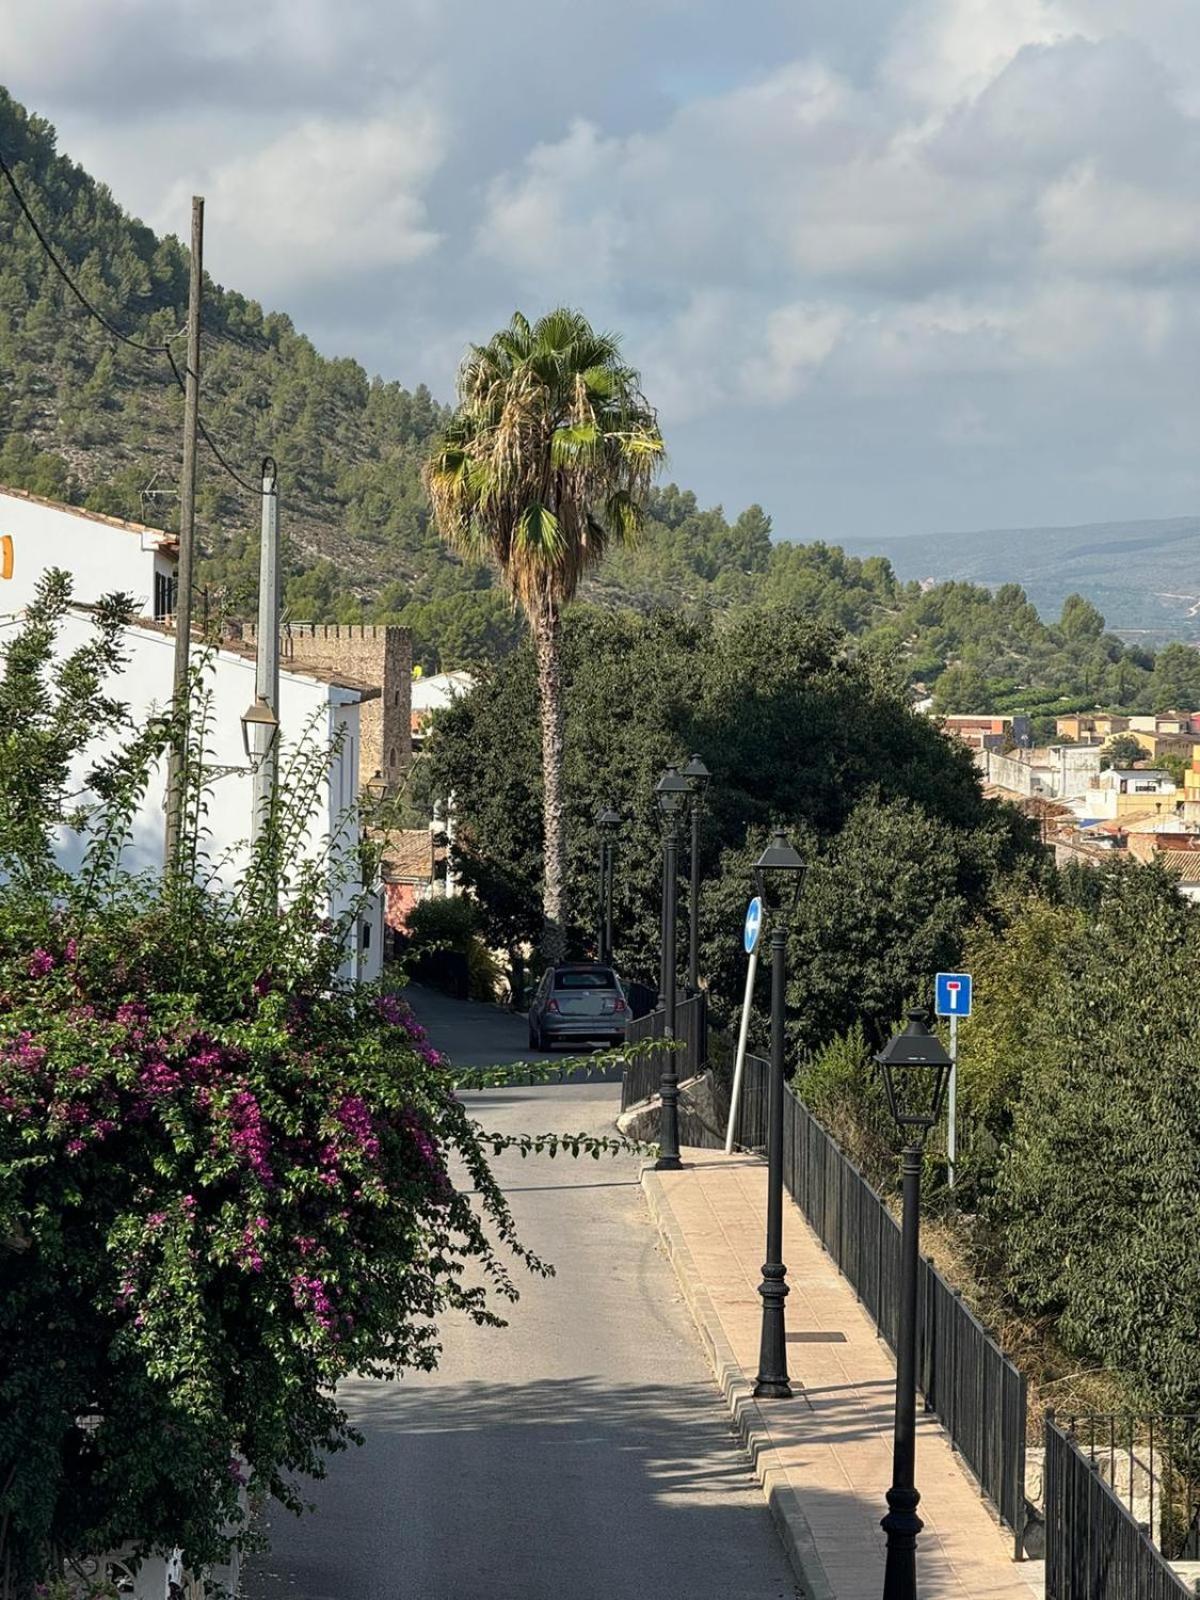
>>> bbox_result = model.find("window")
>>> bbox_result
[389,746,397,769]
[555,969,616,990]
[153,570,177,620]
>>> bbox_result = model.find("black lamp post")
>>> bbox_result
[595,807,620,964]
[874,1011,953,1600]
[654,764,690,1170]
[682,753,710,994]
[752,828,806,1400]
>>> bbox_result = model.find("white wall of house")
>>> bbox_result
[0,487,176,617]
[0,488,383,985]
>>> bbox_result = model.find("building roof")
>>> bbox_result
[380,829,435,882]
[1107,769,1169,782]
[0,482,179,551]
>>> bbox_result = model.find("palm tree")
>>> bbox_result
[425,308,663,959]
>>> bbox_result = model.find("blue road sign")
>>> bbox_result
[744,897,763,955]
[935,972,972,1018]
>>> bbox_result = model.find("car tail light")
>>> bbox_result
[546,999,561,1014]
[613,997,628,1014]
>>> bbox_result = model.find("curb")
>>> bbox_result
[641,1166,837,1600]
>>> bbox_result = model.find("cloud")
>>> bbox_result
[11,0,1200,536]
[158,105,445,294]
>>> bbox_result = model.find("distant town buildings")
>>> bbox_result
[937,697,1200,902]
[939,713,1032,752]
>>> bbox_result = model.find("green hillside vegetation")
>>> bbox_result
[1,86,1197,710]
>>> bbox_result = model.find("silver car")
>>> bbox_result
[528,963,630,1050]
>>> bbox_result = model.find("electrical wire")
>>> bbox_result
[0,147,260,495]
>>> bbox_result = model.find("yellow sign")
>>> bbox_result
[0,536,11,581]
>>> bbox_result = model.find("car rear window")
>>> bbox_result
[555,970,617,989]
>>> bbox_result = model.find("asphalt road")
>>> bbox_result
[245,987,797,1600]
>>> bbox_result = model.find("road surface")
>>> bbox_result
[245,987,797,1600]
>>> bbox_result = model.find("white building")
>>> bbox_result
[980,743,1102,802]
[1081,768,1180,824]
[0,486,382,981]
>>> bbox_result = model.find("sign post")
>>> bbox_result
[725,897,763,1153]
[934,972,973,1188]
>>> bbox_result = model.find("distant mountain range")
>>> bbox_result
[841,518,1200,643]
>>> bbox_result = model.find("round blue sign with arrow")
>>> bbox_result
[743,896,763,955]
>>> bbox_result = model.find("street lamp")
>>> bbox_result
[654,764,690,1170]
[874,1011,953,1600]
[682,753,710,993]
[595,806,621,964]
[240,694,279,764]
[751,828,806,1399]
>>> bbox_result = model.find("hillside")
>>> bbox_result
[842,518,1200,644]
[3,85,1199,722]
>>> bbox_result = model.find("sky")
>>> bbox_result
[8,0,1200,544]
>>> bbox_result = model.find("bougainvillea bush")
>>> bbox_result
[0,576,557,1592]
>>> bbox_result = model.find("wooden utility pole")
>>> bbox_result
[164,195,204,871]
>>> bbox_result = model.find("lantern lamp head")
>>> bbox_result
[240,695,279,761]
[655,764,690,822]
[752,828,806,911]
[874,1010,953,1136]
[681,753,711,797]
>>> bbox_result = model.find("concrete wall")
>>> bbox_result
[243,622,413,792]
[0,486,175,617]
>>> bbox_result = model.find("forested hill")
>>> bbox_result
[2,86,1198,721]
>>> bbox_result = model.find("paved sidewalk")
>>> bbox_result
[644,1150,1045,1600]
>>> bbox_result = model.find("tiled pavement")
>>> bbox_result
[643,1149,1045,1600]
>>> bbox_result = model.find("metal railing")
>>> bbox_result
[1046,1415,1194,1599]
[620,992,708,1111]
[1060,1414,1200,1562]
[741,1054,1027,1556]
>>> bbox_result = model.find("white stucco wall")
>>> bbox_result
[0,488,174,617]
[0,609,382,984]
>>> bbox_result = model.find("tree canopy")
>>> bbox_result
[422,605,1039,1053]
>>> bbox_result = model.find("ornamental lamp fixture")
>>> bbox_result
[874,1010,953,1136]
[240,694,279,762]
[682,752,711,798]
[753,828,806,913]
[596,806,621,832]
[654,764,690,822]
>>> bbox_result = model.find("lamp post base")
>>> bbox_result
[655,1154,683,1171]
[881,1484,922,1599]
[753,1263,792,1399]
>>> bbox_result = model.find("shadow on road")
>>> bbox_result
[247,1376,812,1600]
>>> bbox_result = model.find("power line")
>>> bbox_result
[0,146,163,355]
[0,147,259,495]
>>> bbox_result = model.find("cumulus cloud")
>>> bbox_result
[158,104,444,294]
[10,0,1200,534]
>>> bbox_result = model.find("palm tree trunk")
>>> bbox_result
[533,604,567,961]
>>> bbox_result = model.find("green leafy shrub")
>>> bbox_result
[402,895,499,1002]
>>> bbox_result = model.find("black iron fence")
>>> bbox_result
[1046,1415,1194,1599]
[740,1054,1027,1556]
[620,993,708,1111]
[1059,1414,1200,1563]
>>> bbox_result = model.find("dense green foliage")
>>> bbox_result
[423,606,1039,1055]
[791,862,1200,1418]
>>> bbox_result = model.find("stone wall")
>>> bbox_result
[242,623,413,791]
